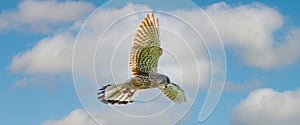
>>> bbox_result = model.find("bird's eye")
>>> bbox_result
[164,85,168,88]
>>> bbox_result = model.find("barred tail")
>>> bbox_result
[97,81,138,105]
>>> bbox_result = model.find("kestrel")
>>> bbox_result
[97,13,187,105]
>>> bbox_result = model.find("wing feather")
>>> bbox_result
[161,83,187,103]
[129,13,162,76]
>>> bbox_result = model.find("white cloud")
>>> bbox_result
[0,0,95,32]
[42,109,96,125]
[10,32,74,74]
[231,88,300,125]
[204,2,300,69]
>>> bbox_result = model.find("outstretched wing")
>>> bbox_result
[129,13,162,76]
[161,83,187,103]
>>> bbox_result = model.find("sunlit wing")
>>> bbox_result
[129,13,162,76]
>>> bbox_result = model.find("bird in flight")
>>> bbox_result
[97,13,187,105]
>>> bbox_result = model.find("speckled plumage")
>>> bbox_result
[97,13,186,105]
[129,13,161,76]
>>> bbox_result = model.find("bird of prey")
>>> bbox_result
[97,13,187,105]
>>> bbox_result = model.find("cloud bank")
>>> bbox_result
[0,0,95,32]
[204,2,300,69]
[10,32,74,74]
[231,88,300,125]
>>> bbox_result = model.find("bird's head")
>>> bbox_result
[157,74,170,85]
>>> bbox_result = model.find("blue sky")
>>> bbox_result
[1,0,300,125]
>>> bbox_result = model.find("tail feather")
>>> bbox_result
[97,81,137,105]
